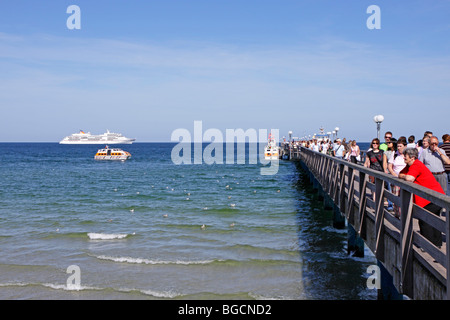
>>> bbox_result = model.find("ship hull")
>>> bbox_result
[94,155,131,161]
[59,140,135,144]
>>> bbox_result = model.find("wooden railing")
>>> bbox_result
[298,147,450,300]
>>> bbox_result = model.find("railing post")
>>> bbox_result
[400,188,414,298]
[339,163,346,215]
[346,166,355,223]
[358,171,367,240]
[374,177,385,262]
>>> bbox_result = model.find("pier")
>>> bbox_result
[286,144,450,300]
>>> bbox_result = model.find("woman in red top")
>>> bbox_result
[399,148,445,247]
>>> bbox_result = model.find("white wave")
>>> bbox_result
[0,282,100,291]
[87,232,132,240]
[249,292,284,300]
[42,283,101,291]
[0,282,180,298]
[0,282,29,287]
[122,288,181,299]
[95,255,219,265]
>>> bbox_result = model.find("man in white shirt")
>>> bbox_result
[311,140,320,152]
[321,141,328,154]
[333,139,344,159]
[419,136,450,194]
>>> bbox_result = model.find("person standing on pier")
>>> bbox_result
[407,135,416,149]
[311,139,320,152]
[333,139,345,159]
[379,131,393,152]
[364,138,387,174]
[388,137,407,217]
[364,138,388,208]
[441,134,450,195]
[399,148,445,247]
[418,136,430,159]
[349,140,360,164]
[419,136,450,195]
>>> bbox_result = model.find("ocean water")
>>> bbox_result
[0,143,377,300]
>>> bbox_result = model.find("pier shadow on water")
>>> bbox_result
[292,163,378,300]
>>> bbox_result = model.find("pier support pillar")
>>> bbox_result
[317,185,324,201]
[377,260,403,300]
[347,224,364,257]
[323,193,334,210]
[332,204,345,229]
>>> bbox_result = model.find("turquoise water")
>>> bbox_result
[0,143,376,299]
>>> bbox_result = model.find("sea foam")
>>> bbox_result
[95,255,218,265]
[87,233,131,240]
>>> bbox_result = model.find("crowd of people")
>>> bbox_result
[300,130,450,196]
[299,130,450,247]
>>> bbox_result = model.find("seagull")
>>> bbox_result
[163,214,168,218]
[230,203,236,207]
[130,208,134,213]
[228,196,232,199]
[201,224,206,230]
[229,223,235,227]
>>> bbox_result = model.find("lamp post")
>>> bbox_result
[335,127,339,139]
[332,130,336,140]
[373,115,384,140]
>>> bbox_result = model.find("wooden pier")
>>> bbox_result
[288,145,450,300]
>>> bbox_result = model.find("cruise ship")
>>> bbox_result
[59,130,135,144]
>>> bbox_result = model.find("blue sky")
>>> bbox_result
[1,1,449,142]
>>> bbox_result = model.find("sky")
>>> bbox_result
[0,0,449,142]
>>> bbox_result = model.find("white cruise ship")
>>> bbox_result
[59,130,135,144]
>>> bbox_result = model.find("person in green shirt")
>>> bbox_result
[379,131,392,152]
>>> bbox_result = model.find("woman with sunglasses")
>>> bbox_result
[364,138,387,173]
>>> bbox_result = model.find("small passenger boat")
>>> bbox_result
[94,145,131,161]
[264,133,280,160]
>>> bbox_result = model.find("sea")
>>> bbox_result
[0,142,377,300]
